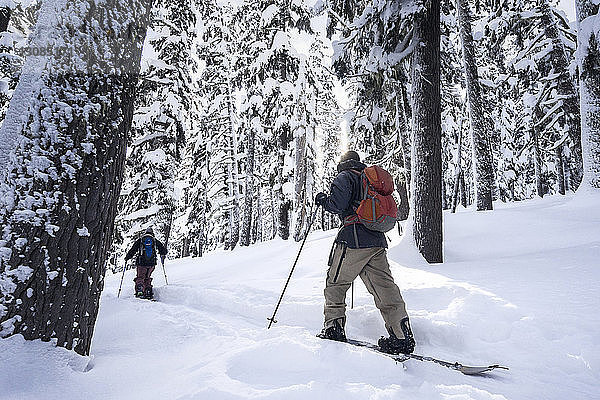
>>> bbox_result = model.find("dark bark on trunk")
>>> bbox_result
[400,84,412,191]
[564,154,571,192]
[198,188,207,257]
[161,209,174,249]
[277,125,291,241]
[410,0,443,264]
[240,125,255,247]
[181,236,190,258]
[456,0,494,210]
[556,144,566,195]
[293,126,307,242]
[459,171,467,207]
[395,175,410,221]
[531,126,545,197]
[226,82,239,250]
[252,187,262,244]
[451,169,464,213]
[0,7,10,33]
[279,199,291,240]
[0,0,151,355]
[451,125,464,213]
[394,95,410,220]
[441,178,448,210]
[270,182,277,240]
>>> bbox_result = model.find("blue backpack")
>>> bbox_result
[139,235,156,264]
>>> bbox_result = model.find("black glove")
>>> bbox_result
[315,192,327,206]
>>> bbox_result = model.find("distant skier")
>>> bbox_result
[125,227,167,299]
[314,150,415,354]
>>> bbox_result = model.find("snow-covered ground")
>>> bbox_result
[2,194,599,400]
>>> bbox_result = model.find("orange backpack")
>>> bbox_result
[344,165,398,232]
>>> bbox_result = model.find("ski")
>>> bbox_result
[324,337,508,376]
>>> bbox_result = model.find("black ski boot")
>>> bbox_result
[144,286,154,300]
[317,318,347,342]
[378,318,415,354]
[135,284,145,298]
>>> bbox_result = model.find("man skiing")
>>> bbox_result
[125,227,167,299]
[315,150,415,354]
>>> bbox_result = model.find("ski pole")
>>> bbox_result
[161,257,168,285]
[267,205,320,329]
[117,261,127,298]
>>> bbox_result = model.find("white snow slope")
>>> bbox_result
[1,194,599,400]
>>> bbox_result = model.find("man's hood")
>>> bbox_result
[337,159,367,173]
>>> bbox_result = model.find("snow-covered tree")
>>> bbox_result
[576,0,600,189]
[327,0,415,220]
[456,0,495,210]
[189,0,240,252]
[0,0,40,126]
[112,0,198,269]
[0,0,151,355]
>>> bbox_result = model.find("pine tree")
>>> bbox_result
[113,0,197,267]
[576,0,600,189]
[0,0,151,355]
[456,0,495,210]
[327,0,414,219]
[538,0,583,188]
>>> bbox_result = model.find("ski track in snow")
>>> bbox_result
[1,194,599,399]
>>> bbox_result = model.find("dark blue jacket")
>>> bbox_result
[322,159,387,249]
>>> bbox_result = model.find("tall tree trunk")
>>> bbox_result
[556,144,566,195]
[441,177,448,210]
[270,181,277,239]
[276,124,291,240]
[399,83,412,191]
[253,187,262,244]
[540,0,584,188]
[240,115,256,247]
[459,171,468,207]
[456,0,495,210]
[394,96,410,220]
[161,209,174,248]
[226,79,240,250]
[0,0,151,355]
[181,236,190,258]
[410,0,443,264]
[564,154,571,192]
[531,125,545,197]
[293,122,307,242]
[451,125,464,213]
[227,159,239,249]
[576,1,600,189]
[198,189,207,257]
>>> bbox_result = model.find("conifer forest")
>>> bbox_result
[0,0,599,385]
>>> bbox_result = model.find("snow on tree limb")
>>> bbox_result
[0,0,151,355]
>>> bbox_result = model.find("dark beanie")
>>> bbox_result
[340,150,360,163]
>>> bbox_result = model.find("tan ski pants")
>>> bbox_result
[324,242,409,338]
